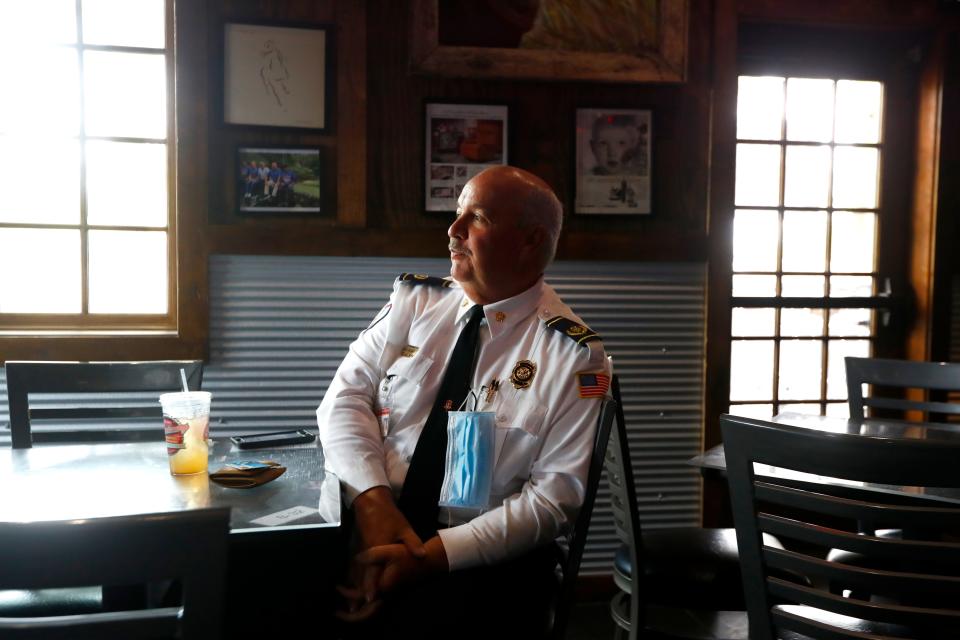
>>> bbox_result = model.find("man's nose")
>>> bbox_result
[448,215,466,239]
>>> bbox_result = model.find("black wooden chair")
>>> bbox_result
[5,360,203,449]
[845,356,960,423]
[721,413,960,639]
[548,395,617,639]
[0,508,230,639]
[608,377,770,640]
[835,356,960,573]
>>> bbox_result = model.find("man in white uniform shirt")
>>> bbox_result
[318,166,611,637]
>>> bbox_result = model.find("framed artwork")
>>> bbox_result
[575,108,652,215]
[224,22,330,131]
[410,0,689,83]
[237,147,322,213]
[424,103,508,212]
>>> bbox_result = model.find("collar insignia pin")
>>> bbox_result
[495,311,506,323]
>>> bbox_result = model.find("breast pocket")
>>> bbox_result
[375,351,435,437]
[492,401,547,494]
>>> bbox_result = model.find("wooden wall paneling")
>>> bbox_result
[738,0,939,27]
[208,0,339,227]
[365,0,713,262]
[335,0,367,227]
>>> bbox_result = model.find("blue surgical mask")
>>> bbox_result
[439,411,496,510]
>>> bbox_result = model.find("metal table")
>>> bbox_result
[0,439,340,531]
[690,412,960,505]
[0,438,344,635]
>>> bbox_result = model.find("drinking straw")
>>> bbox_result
[179,368,189,392]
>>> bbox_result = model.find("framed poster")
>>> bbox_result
[424,103,508,212]
[237,147,322,213]
[224,22,329,130]
[575,108,652,215]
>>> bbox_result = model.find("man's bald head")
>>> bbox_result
[448,166,564,304]
[469,166,563,270]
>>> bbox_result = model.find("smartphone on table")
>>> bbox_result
[230,429,316,449]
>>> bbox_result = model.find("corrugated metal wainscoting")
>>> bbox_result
[953,275,960,364]
[0,254,706,576]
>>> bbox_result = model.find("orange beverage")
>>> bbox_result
[160,392,212,475]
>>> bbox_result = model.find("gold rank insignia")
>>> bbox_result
[400,345,419,357]
[495,311,506,323]
[414,273,428,280]
[566,324,587,337]
[510,360,537,389]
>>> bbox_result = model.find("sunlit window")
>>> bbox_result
[729,75,883,419]
[0,0,170,322]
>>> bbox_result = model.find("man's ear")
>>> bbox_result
[524,225,547,258]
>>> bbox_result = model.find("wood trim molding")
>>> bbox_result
[906,32,946,363]
[701,0,739,528]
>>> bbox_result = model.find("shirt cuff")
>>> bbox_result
[437,523,484,571]
[336,462,391,507]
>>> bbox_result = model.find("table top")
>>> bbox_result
[691,412,960,505]
[0,439,341,533]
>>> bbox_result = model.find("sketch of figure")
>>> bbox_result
[260,39,291,107]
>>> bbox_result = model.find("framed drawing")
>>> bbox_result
[410,0,689,83]
[425,103,508,212]
[575,108,652,215]
[224,22,330,130]
[237,147,322,213]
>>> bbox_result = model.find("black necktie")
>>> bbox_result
[399,304,484,540]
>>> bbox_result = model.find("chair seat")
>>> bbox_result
[610,592,748,640]
[0,587,102,617]
[613,528,785,609]
[774,604,917,639]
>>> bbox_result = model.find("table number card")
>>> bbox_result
[251,505,319,527]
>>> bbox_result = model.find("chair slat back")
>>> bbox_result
[0,508,229,639]
[845,357,960,422]
[5,361,203,449]
[602,376,645,639]
[721,414,960,640]
[549,385,616,640]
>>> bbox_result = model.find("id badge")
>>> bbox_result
[438,411,496,511]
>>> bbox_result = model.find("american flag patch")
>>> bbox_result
[577,372,610,398]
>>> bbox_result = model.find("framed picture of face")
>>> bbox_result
[424,102,508,212]
[574,108,652,215]
[237,147,322,213]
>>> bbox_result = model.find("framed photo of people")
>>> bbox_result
[237,147,322,213]
[574,108,652,215]
[425,103,508,212]
[223,22,331,131]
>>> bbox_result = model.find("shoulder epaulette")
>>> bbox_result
[544,315,601,346]
[397,273,454,288]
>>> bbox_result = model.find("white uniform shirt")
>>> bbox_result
[317,275,611,571]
